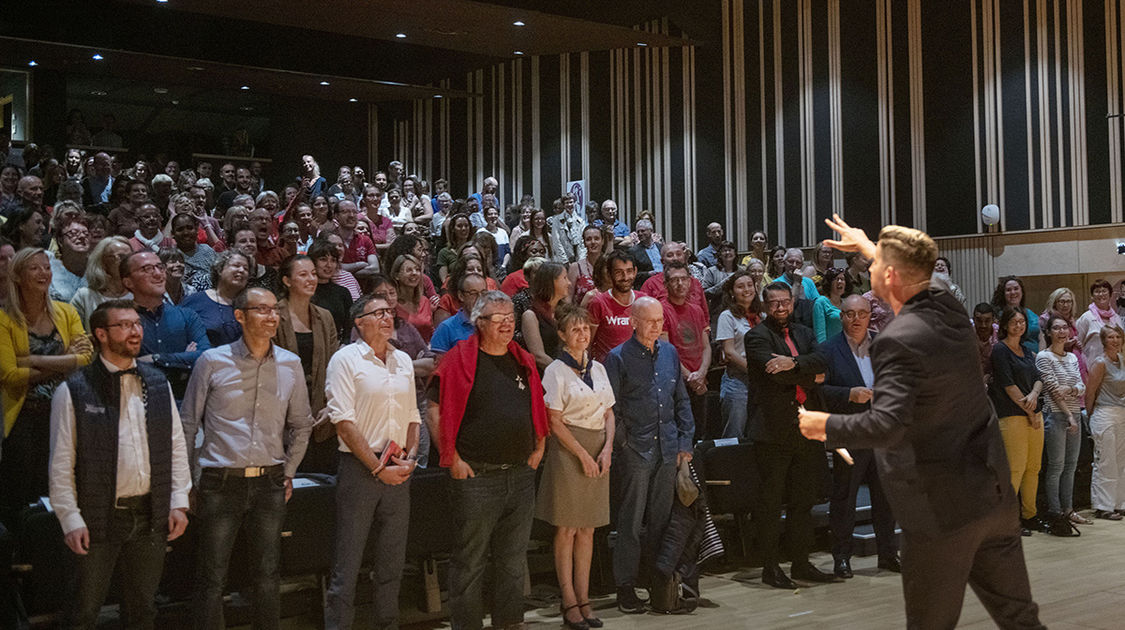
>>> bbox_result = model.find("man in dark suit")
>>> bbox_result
[800,218,1043,629]
[745,281,836,588]
[624,219,657,287]
[819,294,899,578]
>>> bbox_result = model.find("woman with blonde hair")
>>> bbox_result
[299,154,326,200]
[1039,288,1081,360]
[392,254,433,342]
[69,236,133,330]
[0,247,93,521]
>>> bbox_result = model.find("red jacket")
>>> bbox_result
[433,333,549,467]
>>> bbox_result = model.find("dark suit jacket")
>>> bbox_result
[625,243,656,288]
[745,319,826,445]
[820,331,872,415]
[825,285,1011,537]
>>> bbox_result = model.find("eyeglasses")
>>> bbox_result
[765,298,792,307]
[358,307,396,320]
[841,310,871,320]
[241,305,283,315]
[479,313,516,324]
[135,263,166,275]
[460,290,483,299]
[62,230,89,240]
[102,320,143,332]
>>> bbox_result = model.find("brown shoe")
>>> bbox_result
[1094,509,1123,521]
[1068,510,1093,525]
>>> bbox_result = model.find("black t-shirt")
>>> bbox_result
[428,350,536,465]
[313,282,354,342]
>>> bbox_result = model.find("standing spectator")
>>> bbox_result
[659,263,712,438]
[549,193,586,263]
[745,281,834,588]
[588,250,646,362]
[568,225,604,305]
[181,250,250,347]
[478,205,511,270]
[181,286,313,630]
[1085,325,1125,520]
[640,242,708,316]
[80,152,113,208]
[427,291,548,630]
[0,248,93,523]
[1036,314,1088,533]
[695,222,724,268]
[1076,279,1124,367]
[309,238,354,343]
[931,257,966,306]
[801,242,835,288]
[298,154,326,200]
[973,303,998,384]
[992,276,1040,354]
[812,267,852,343]
[391,254,433,342]
[48,300,191,628]
[49,216,90,303]
[1038,288,1081,362]
[71,236,133,330]
[536,304,615,630]
[172,213,218,291]
[522,261,569,371]
[323,294,419,630]
[603,296,694,612]
[716,270,760,439]
[820,295,900,577]
[159,247,195,304]
[624,219,660,278]
[843,252,871,296]
[989,307,1046,536]
[431,273,488,355]
[502,236,547,296]
[436,214,473,282]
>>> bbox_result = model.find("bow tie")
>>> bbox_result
[115,367,139,378]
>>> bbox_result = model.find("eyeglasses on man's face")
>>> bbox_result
[358,307,396,320]
[241,305,283,315]
[479,312,515,325]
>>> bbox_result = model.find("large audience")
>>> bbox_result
[2,135,1125,629]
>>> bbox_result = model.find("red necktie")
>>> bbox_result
[782,327,807,405]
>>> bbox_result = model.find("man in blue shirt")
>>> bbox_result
[431,273,487,354]
[604,296,694,614]
[594,199,631,240]
[120,251,210,399]
[695,222,724,268]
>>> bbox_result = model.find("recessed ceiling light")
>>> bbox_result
[319,81,330,86]
[513,51,524,55]
[153,87,168,94]
[187,66,204,71]
[156,0,168,3]
[92,53,104,60]
[434,95,443,99]
[637,42,647,47]
[240,106,254,111]
[90,90,107,96]
[348,98,358,102]
[513,21,525,26]
[395,32,407,38]
[171,100,179,105]
[27,60,37,67]
[240,85,250,90]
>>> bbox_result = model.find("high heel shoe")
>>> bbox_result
[560,604,590,630]
[578,602,603,628]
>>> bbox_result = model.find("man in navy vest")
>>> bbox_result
[49,299,191,628]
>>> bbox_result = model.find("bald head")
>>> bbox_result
[661,241,687,266]
[841,293,872,342]
[783,248,805,273]
[631,296,664,349]
[17,176,44,207]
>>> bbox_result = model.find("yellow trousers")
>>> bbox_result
[998,414,1045,519]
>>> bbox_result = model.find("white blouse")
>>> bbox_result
[542,358,615,431]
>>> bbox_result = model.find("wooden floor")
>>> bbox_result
[393,509,1125,630]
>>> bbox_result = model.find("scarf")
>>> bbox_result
[133,229,165,252]
[1089,302,1116,322]
[558,350,594,388]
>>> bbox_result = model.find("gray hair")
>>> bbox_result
[470,290,513,328]
[436,192,452,202]
[232,193,255,208]
[635,219,653,231]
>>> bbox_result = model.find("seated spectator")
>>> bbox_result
[696,222,725,267]
[0,164,22,217]
[310,193,334,234]
[320,232,362,300]
[0,206,48,250]
[249,207,285,268]
[844,251,872,296]
[159,247,195,304]
[335,200,380,280]
[71,236,133,330]
[623,218,660,279]
[716,270,761,439]
[740,229,771,269]
[436,214,474,282]
[509,204,532,245]
[992,276,1040,354]
[391,254,433,342]
[108,179,149,238]
[0,247,93,522]
[1077,279,1124,366]
[121,250,210,399]
[181,249,250,347]
[801,242,835,288]
[309,238,355,342]
[48,216,90,303]
[432,273,488,355]
[172,213,218,291]
[386,188,412,228]
[594,199,629,240]
[501,235,547,296]
[403,176,433,225]
[230,227,280,294]
[278,220,302,259]
[1085,324,1125,520]
[472,231,505,282]
[1036,314,1088,533]
[291,202,316,253]
[813,266,853,343]
[45,200,84,254]
[129,202,175,253]
[522,261,570,372]
[435,254,490,326]
[478,205,511,269]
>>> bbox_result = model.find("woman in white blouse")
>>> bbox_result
[535,303,614,630]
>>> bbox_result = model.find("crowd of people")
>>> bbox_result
[1,140,1125,629]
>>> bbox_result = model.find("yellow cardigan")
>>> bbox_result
[0,301,93,435]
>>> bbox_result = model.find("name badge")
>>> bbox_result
[84,404,106,415]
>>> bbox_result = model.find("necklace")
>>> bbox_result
[515,373,526,390]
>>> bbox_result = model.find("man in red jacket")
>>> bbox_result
[427,290,548,630]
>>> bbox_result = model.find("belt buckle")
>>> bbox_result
[499,463,513,470]
[244,466,265,478]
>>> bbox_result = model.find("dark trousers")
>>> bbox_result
[829,447,898,561]
[612,446,676,588]
[65,507,166,630]
[192,468,286,630]
[324,453,410,630]
[901,493,1044,630]
[752,439,823,568]
[448,464,536,630]
[0,399,51,527]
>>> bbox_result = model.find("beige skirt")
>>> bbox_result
[534,426,609,528]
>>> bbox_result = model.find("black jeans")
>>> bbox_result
[753,439,823,568]
[66,506,166,630]
[829,447,897,561]
[192,468,286,630]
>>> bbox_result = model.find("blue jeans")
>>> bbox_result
[612,445,676,587]
[324,453,410,630]
[448,464,536,630]
[1043,411,1083,515]
[192,468,287,630]
[720,373,749,439]
[66,506,166,629]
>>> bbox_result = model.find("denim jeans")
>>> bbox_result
[324,453,410,630]
[1042,411,1083,515]
[192,468,287,630]
[448,465,536,630]
[66,506,166,629]
[720,373,749,439]
[612,445,675,588]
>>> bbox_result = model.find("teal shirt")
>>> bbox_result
[812,295,843,343]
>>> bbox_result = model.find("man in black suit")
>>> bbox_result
[819,294,899,579]
[745,281,836,588]
[800,218,1043,629]
[624,219,657,287]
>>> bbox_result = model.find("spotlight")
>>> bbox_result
[319,81,330,86]
[513,21,525,26]
[92,53,104,60]
[514,51,524,55]
[27,60,37,67]
[349,98,358,102]
[395,33,407,39]
[240,85,250,90]
[636,43,647,47]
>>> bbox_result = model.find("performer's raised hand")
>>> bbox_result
[824,214,877,260]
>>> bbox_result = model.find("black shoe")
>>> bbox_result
[561,605,590,630]
[790,561,839,583]
[1021,516,1051,533]
[833,557,853,579]
[616,587,646,614]
[761,565,797,589]
[877,554,902,573]
[577,603,602,628]
[1095,509,1124,521]
[1020,526,1033,536]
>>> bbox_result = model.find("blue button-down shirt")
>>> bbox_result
[138,302,211,398]
[181,339,313,478]
[604,335,694,462]
[430,310,475,353]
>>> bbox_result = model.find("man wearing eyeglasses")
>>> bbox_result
[323,294,420,629]
[181,286,313,629]
[819,294,900,579]
[430,273,488,355]
[745,281,833,588]
[49,299,191,628]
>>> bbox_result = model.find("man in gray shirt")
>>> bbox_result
[181,286,313,630]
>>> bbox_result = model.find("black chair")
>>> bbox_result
[405,466,454,613]
[14,499,74,619]
[694,440,759,558]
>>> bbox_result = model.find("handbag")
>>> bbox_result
[648,571,698,614]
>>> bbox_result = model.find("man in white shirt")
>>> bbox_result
[323,294,420,630]
[549,192,587,263]
[49,299,191,628]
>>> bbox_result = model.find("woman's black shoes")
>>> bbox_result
[561,604,590,630]
[578,602,603,628]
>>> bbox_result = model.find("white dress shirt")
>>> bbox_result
[325,340,419,454]
[49,356,191,535]
[846,333,875,388]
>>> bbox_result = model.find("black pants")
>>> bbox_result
[829,447,897,561]
[0,398,52,528]
[901,493,1044,630]
[752,439,824,568]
